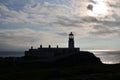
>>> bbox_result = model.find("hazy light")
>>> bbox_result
[88,0,108,17]
[87,49,115,52]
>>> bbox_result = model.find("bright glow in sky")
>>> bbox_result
[87,0,108,17]
[0,0,120,51]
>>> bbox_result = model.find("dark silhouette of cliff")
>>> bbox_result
[22,51,102,66]
[54,51,102,66]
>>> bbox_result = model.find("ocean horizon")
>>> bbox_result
[0,50,120,64]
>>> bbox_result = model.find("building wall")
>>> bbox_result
[25,48,80,61]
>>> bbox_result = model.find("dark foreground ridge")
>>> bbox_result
[0,57,120,80]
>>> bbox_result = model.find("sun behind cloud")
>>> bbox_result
[87,0,108,17]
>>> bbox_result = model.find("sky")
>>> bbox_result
[0,0,120,51]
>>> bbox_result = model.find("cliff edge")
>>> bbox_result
[54,51,102,65]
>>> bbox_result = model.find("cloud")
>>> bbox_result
[0,0,120,39]
[90,25,120,38]
[0,28,69,50]
[105,0,120,21]
[0,1,73,24]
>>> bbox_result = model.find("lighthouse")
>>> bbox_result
[68,32,74,48]
[25,32,80,61]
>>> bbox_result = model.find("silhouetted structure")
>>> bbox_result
[25,32,80,62]
[68,32,74,48]
[24,32,102,64]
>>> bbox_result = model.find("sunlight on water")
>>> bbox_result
[89,50,120,64]
[104,61,115,64]
[88,49,115,52]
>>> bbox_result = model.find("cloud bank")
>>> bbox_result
[0,0,120,50]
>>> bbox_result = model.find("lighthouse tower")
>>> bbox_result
[68,32,74,48]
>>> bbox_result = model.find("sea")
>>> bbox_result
[91,50,120,64]
[0,51,120,64]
